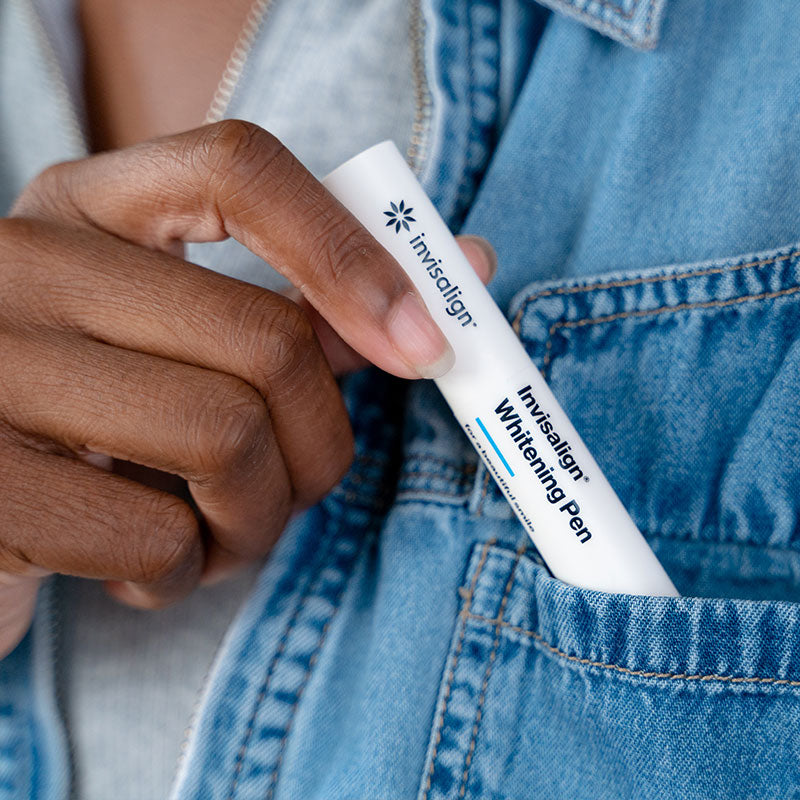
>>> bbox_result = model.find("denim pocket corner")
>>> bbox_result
[419,541,800,799]
[532,0,667,51]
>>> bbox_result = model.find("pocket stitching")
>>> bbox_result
[466,611,800,688]
[421,539,495,800]
[224,531,335,800]
[456,541,527,799]
[543,281,800,372]
[511,247,800,333]
[486,254,800,511]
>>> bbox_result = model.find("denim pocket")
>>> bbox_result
[419,541,800,800]
[501,242,800,600]
[406,243,800,798]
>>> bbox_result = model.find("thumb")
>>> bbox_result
[299,235,498,376]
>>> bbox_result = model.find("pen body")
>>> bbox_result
[324,141,678,596]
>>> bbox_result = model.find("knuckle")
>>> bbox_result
[199,120,285,182]
[229,291,318,387]
[309,222,389,291]
[194,121,304,225]
[260,300,318,384]
[11,161,74,217]
[133,497,198,585]
[194,376,271,477]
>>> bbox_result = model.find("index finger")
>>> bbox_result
[12,121,453,380]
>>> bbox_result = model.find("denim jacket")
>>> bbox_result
[2,0,800,798]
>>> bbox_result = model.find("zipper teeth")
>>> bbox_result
[175,10,433,786]
[407,0,433,174]
[20,0,87,156]
[179,4,432,794]
[204,0,276,124]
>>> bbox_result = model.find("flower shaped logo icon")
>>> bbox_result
[383,200,416,233]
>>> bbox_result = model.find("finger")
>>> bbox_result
[0,330,330,560]
[287,234,499,376]
[11,121,454,379]
[282,286,367,376]
[0,432,204,611]
[456,235,497,285]
[1,223,354,511]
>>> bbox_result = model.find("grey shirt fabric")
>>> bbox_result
[59,568,264,800]
[4,0,416,798]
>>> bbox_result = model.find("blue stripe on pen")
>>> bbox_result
[475,417,515,477]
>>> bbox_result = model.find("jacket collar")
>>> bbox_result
[534,0,668,50]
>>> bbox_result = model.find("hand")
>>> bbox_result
[0,121,496,658]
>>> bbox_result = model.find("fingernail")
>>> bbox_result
[459,235,497,282]
[77,449,114,471]
[388,292,455,379]
[106,580,156,609]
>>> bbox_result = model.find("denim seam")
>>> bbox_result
[511,248,800,332]
[447,0,501,224]
[560,0,638,22]
[542,282,800,371]
[542,0,657,48]
[476,470,492,516]
[467,0,475,170]
[224,531,334,800]
[264,526,374,800]
[408,254,800,518]
[421,539,495,800]
[644,0,656,39]
[395,492,470,504]
[455,0,478,220]
[466,612,800,688]
[393,496,470,511]
[457,542,527,798]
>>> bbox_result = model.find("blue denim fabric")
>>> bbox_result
[3,0,800,797]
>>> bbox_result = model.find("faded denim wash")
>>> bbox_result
[2,0,800,798]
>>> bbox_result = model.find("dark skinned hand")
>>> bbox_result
[0,121,496,658]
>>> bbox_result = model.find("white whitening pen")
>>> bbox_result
[323,141,678,597]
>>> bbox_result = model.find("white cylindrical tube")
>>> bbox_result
[323,141,678,597]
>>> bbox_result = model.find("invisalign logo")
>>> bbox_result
[384,200,416,233]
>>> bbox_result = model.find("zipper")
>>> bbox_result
[170,4,281,789]
[407,0,433,175]
[204,0,277,124]
[173,7,434,795]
